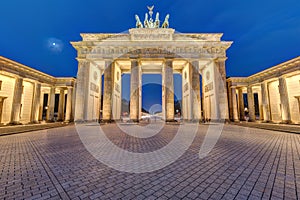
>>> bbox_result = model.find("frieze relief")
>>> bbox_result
[90,82,100,93]
[204,82,214,93]
[79,46,227,59]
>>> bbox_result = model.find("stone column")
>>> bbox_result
[261,82,271,122]
[103,60,114,122]
[65,87,73,122]
[98,70,103,121]
[38,92,44,121]
[31,82,41,123]
[238,88,245,120]
[214,58,229,121]
[191,60,202,121]
[247,86,256,121]
[0,97,6,124]
[74,60,89,122]
[279,77,291,123]
[46,87,55,122]
[231,87,239,121]
[72,83,77,121]
[57,88,65,121]
[10,77,23,124]
[162,59,174,122]
[130,59,141,122]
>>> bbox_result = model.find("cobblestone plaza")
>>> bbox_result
[1,124,300,199]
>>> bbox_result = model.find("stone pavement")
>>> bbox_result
[0,122,69,136]
[0,123,300,199]
[231,121,300,134]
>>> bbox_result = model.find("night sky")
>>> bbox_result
[1,0,299,110]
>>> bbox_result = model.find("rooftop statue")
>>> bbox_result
[135,15,143,28]
[135,6,170,29]
[161,14,170,28]
[155,12,160,28]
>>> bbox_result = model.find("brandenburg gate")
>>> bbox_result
[71,7,232,122]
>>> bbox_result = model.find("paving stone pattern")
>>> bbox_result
[0,124,300,199]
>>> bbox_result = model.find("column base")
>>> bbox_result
[207,119,228,123]
[165,119,177,123]
[128,119,140,123]
[280,120,292,124]
[262,120,272,123]
[8,121,22,125]
[100,119,116,124]
[182,119,202,123]
[64,119,74,123]
[29,121,40,124]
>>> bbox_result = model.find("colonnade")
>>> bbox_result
[75,58,206,122]
[7,76,74,124]
[101,59,202,122]
[228,75,298,123]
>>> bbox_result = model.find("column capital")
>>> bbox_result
[188,59,200,63]
[129,55,139,60]
[163,58,174,63]
[278,75,288,80]
[130,59,140,67]
[163,59,173,66]
[76,58,90,64]
[164,55,175,60]
[102,57,114,60]
[214,57,228,62]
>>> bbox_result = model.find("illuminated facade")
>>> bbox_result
[0,6,299,125]
[0,56,75,125]
[71,28,232,122]
[227,56,300,124]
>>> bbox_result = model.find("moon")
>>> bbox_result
[46,38,63,53]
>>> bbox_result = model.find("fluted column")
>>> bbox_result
[46,87,55,122]
[130,59,141,122]
[261,82,271,122]
[65,87,73,122]
[10,77,23,124]
[98,70,103,121]
[247,86,256,121]
[191,60,202,121]
[74,60,90,122]
[214,58,229,120]
[231,87,239,121]
[279,77,291,123]
[162,59,175,122]
[0,97,6,124]
[57,88,65,121]
[103,60,114,121]
[31,82,41,123]
[238,88,245,120]
[38,92,44,121]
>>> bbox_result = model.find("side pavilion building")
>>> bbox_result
[227,56,300,124]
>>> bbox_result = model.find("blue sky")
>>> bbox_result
[1,0,299,109]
